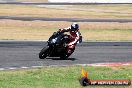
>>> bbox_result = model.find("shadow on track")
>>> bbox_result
[45,57,77,61]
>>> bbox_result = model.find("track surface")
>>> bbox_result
[0,16,132,22]
[0,41,132,68]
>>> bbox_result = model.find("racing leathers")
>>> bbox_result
[59,27,82,54]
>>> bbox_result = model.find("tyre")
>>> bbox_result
[39,46,49,59]
[60,48,75,59]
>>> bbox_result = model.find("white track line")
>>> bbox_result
[0,62,132,71]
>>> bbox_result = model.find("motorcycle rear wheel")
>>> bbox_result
[39,46,49,59]
[60,48,75,59]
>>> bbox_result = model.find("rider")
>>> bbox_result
[59,23,82,55]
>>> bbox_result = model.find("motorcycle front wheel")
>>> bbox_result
[39,46,49,59]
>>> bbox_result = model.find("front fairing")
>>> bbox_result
[47,32,64,46]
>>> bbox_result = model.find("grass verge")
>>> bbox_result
[0,66,131,88]
[0,4,131,18]
[0,20,132,41]
[18,0,48,2]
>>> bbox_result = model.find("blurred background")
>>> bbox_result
[0,0,131,41]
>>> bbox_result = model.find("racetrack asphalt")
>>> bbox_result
[0,41,132,69]
[0,16,132,22]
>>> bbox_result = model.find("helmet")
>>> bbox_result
[71,23,79,32]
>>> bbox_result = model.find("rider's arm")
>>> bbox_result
[59,27,71,33]
[68,31,80,45]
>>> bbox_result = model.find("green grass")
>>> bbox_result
[0,20,132,41]
[0,26,132,41]
[0,4,131,18]
[18,0,48,2]
[0,66,131,88]
[81,29,132,41]
[73,5,132,11]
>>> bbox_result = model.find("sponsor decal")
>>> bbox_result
[79,68,131,86]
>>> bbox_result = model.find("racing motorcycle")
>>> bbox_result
[39,31,75,59]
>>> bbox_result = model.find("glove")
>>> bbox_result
[58,29,62,32]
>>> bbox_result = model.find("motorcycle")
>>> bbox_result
[39,31,75,59]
